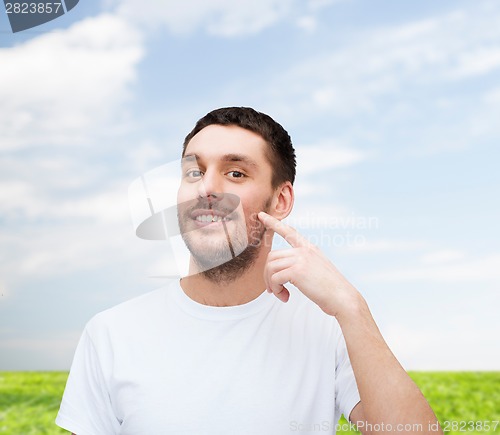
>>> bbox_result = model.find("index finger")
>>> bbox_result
[258,211,310,248]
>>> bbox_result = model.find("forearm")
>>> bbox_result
[336,292,442,434]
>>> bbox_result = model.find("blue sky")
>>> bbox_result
[1,0,499,370]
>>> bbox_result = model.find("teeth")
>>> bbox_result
[195,215,228,223]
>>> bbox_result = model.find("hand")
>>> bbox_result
[258,211,359,317]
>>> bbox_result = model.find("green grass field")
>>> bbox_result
[0,371,498,434]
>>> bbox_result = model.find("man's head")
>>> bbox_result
[182,107,296,189]
[177,107,296,283]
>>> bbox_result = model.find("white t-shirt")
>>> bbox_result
[56,280,360,434]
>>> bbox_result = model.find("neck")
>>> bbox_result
[180,244,271,307]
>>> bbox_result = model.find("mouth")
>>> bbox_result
[190,209,232,227]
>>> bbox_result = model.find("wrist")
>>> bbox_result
[323,286,368,323]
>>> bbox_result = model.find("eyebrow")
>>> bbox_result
[182,153,259,168]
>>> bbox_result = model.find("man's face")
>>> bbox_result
[177,124,275,274]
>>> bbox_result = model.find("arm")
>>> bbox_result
[55,326,120,434]
[258,212,443,434]
[338,291,441,434]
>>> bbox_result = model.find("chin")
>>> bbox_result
[183,236,241,270]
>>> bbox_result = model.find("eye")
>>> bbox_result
[185,169,203,179]
[227,171,246,179]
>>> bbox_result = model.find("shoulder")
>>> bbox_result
[84,280,177,336]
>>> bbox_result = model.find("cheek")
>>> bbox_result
[240,187,273,212]
[241,202,266,225]
[177,183,196,203]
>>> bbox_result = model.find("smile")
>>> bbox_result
[195,214,230,223]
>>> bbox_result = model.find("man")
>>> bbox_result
[56,107,442,434]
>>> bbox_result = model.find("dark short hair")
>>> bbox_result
[182,107,296,188]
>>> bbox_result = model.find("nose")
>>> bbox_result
[197,169,222,201]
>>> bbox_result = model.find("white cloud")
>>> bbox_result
[296,15,317,33]
[0,181,42,220]
[110,0,348,37]
[449,47,500,79]
[113,0,293,36]
[1,334,78,352]
[278,141,369,200]
[346,239,429,254]
[0,177,143,282]
[264,2,500,120]
[127,140,167,173]
[0,13,143,150]
[367,253,500,282]
[0,280,7,299]
[420,249,465,265]
[307,0,338,11]
[295,141,369,177]
[483,86,500,105]
[286,203,354,231]
[383,321,500,370]
[0,179,130,224]
[0,208,152,285]
[0,331,82,370]
[0,155,101,191]
[0,15,150,281]
[58,189,132,223]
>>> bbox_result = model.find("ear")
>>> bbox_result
[270,181,294,220]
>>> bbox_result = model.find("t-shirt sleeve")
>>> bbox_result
[334,329,361,422]
[56,327,121,435]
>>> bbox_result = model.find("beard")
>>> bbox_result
[177,194,271,284]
